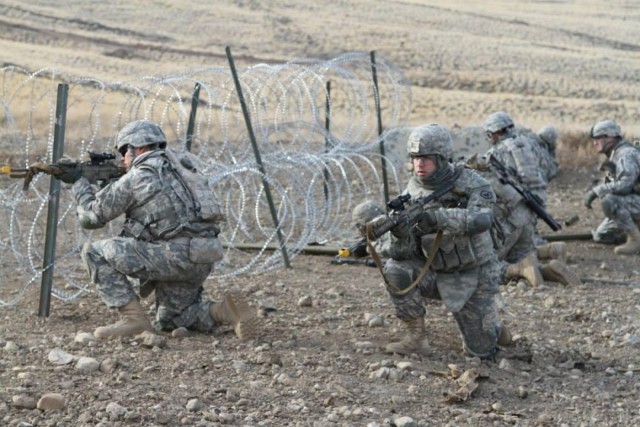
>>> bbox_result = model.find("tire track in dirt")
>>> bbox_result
[0,3,172,43]
[391,0,640,52]
[0,17,282,70]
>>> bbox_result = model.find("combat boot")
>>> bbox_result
[209,293,258,340]
[94,298,152,339]
[505,254,543,287]
[540,260,582,286]
[384,317,429,355]
[536,242,567,262]
[614,227,640,255]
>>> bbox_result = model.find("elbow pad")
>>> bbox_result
[467,212,492,234]
[77,206,105,230]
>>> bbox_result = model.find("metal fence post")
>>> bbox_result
[225,46,291,268]
[39,83,68,317]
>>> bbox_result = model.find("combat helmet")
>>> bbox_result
[352,200,385,228]
[590,120,622,139]
[116,120,167,153]
[406,124,454,160]
[538,125,558,146]
[483,111,514,134]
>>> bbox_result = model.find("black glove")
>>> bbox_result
[583,190,597,209]
[55,164,83,184]
[414,210,438,235]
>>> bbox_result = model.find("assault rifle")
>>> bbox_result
[488,154,562,231]
[338,180,455,258]
[1,152,125,191]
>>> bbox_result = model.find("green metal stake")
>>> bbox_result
[323,80,331,204]
[39,83,68,317]
[370,50,390,207]
[225,46,291,268]
[185,82,201,152]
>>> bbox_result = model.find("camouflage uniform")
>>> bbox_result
[536,125,559,184]
[590,140,640,242]
[374,124,505,359]
[73,148,222,333]
[484,112,546,262]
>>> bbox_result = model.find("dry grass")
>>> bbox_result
[2,0,640,156]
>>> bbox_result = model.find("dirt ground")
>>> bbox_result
[1,167,639,427]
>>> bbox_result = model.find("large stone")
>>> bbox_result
[37,393,65,410]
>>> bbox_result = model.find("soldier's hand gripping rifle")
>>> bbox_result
[338,180,455,258]
[488,154,562,231]
[1,151,125,191]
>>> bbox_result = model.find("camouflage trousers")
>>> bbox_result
[383,258,504,358]
[593,193,640,242]
[81,237,218,332]
[495,221,536,264]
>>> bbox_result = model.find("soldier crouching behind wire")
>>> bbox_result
[354,124,512,359]
[58,120,257,340]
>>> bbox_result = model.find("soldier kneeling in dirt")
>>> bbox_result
[57,120,256,340]
[585,120,640,255]
[353,124,512,359]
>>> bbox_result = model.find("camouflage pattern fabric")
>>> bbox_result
[592,217,627,244]
[473,164,536,263]
[72,148,221,332]
[375,166,504,358]
[486,133,547,200]
[531,133,558,184]
[591,141,640,235]
[383,257,503,359]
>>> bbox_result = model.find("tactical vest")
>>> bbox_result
[407,171,495,272]
[503,137,546,191]
[122,151,219,241]
[164,148,223,223]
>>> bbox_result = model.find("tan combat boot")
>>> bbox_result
[536,242,567,262]
[540,260,582,286]
[94,298,152,339]
[614,227,640,255]
[384,317,429,355]
[505,253,543,287]
[209,293,258,340]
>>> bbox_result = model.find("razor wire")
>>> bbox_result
[0,51,412,307]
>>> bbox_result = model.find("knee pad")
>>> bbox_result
[600,196,616,217]
[383,264,414,294]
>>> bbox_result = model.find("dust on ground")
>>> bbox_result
[1,168,639,426]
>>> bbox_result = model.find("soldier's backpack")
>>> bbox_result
[164,148,224,223]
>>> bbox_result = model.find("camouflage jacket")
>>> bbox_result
[379,166,497,272]
[594,141,640,197]
[73,149,217,240]
[487,135,547,200]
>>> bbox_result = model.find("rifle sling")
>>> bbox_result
[365,223,443,297]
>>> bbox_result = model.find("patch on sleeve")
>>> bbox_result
[480,189,493,199]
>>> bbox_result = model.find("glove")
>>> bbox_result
[390,221,410,239]
[55,164,83,184]
[583,190,597,209]
[414,210,438,235]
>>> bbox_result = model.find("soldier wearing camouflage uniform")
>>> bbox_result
[483,112,547,261]
[584,120,640,255]
[536,125,559,184]
[64,120,255,339]
[482,112,580,285]
[363,124,511,359]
